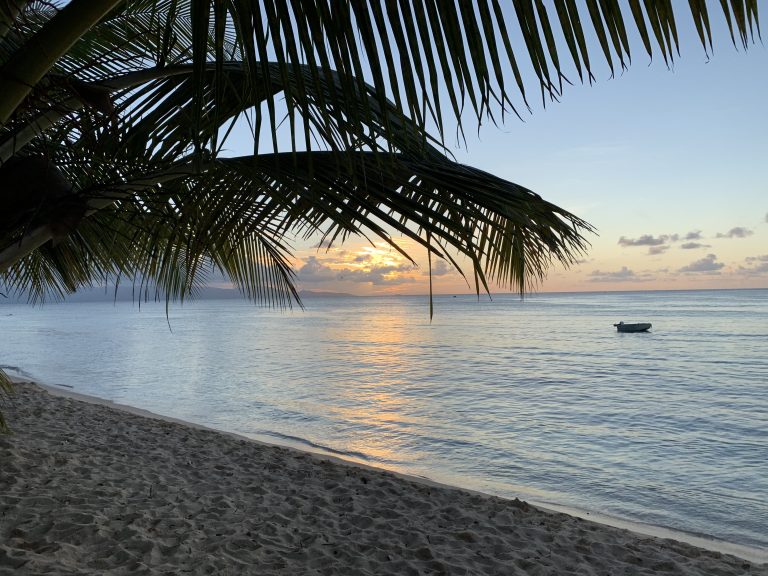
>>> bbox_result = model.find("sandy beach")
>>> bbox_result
[1,381,765,575]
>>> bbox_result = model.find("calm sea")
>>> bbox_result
[2,289,767,551]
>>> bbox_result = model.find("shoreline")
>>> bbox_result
[2,378,765,574]
[28,378,768,565]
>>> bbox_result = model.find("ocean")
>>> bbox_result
[2,289,766,552]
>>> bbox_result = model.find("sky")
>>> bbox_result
[235,6,768,296]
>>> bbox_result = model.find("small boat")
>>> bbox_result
[614,321,651,333]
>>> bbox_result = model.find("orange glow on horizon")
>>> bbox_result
[293,233,768,297]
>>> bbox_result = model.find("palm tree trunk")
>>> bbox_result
[0,162,201,273]
[1,66,196,162]
[0,62,281,162]
[0,224,53,271]
[0,0,27,42]
[0,0,123,125]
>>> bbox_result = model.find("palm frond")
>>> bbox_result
[2,49,593,306]
[2,0,760,305]
[3,2,761,137]
[222,151,593,292]
[2,146,592,305]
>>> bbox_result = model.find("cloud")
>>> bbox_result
[298,256,416,286]
[619,231,708,250]
[680,242,710,250]
[678,254,724,274]
[588,266,652,283]
[618,233,682,254]
[740,255,768,276]
[618,234,675,247]
[297,256,340,282]
[338,264,417,285]
[425,259,454,277]
[716,227,753,239]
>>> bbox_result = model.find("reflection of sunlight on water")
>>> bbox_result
[331,392,423,464]
[346,431,413,464]
[324,307,426,463]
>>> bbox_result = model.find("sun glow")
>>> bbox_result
[353,246,406,269]
[295,240,435,295]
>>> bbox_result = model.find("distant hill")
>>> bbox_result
[1,285,241,304]
[1,285,356,304]
[298,290,356,298]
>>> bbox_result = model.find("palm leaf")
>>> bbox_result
[0,1,761,293]
[2,1,762,138]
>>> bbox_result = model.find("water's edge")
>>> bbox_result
[8,372,766,565]
[3,291,766,553]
